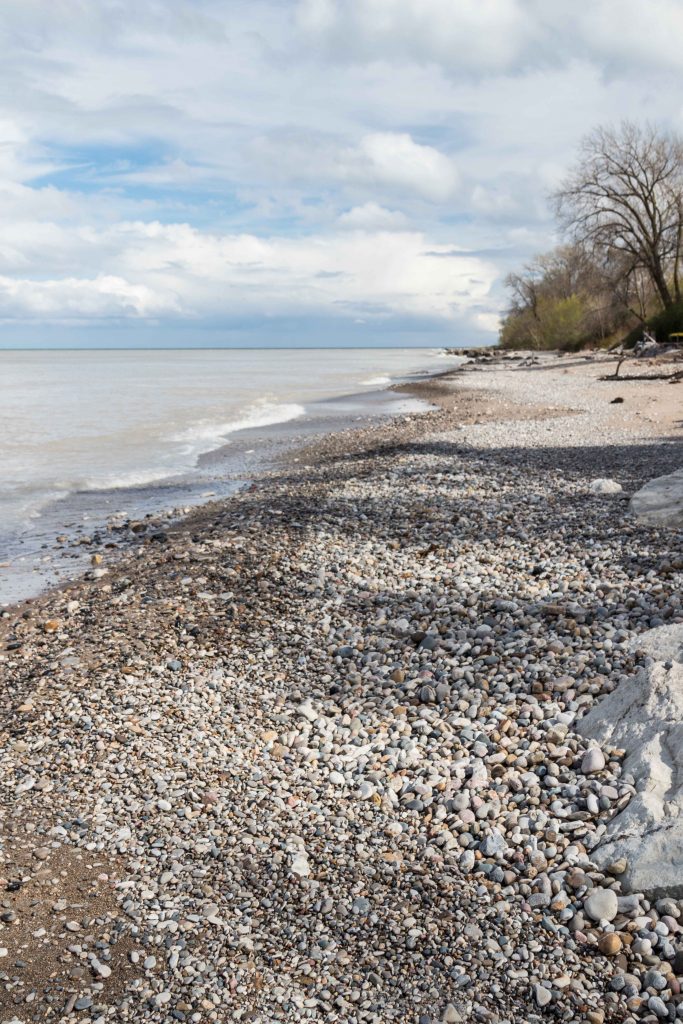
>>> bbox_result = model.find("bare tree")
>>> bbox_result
[499,242,633,350]
[554,122,683,311]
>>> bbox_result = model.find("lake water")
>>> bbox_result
[0,347,448,602]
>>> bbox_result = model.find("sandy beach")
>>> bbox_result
[1,351,682,1024]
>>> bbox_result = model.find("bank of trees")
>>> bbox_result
[500,122,683,350]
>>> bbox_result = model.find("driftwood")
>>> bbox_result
[613,354,627,378]
[599,369,683,382]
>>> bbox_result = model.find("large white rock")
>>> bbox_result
[630,467,683,527]
[578,625,683,897]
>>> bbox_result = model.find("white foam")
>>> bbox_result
[82,466,180,491]
[360,375,391,387]
[5,402,308,514]
[173,401,306,450]
[91,401,307,490]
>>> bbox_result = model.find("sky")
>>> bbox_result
[3,0,683,349]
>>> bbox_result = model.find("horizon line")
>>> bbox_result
[0,344,466,352]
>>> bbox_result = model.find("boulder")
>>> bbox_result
[630,467,683,527]
[578,625,683,897]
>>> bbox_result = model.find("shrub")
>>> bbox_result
[622,299,683,348]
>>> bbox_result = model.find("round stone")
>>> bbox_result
[584,888,618,922]
[581,747,606,774]
[598,932,622,955]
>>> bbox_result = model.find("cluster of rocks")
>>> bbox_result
[1,361,682,1023]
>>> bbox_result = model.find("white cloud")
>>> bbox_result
[295,0,532,74]
[0,273,178,319]
[573,0,683,75]
[295,0,683,77]
[471,185,517,217]
[337,202,407,229]
[0,217,495,324]
[0,0,681,343]
[244,129,457,203]
[353,133,458,201]
[472,311,502,334]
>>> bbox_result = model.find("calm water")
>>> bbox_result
[0,347,447,601]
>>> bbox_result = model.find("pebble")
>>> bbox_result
[648,995,669,1017]
[91,959,111,979]
[598,933,622,955]
[3,354,682,1024]
[585,888,619,923]
[459,850,476,873]
[442,1006,463,1023]
[589,478,623,495]
[581,747,606,774]
[479,830,506,857]
[534,984,552,1007]
[290,852,311,878]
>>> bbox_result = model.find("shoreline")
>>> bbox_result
[0,357,442,608]
[1,353,683,1023]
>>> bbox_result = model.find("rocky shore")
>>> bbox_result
[1,352,682,1024]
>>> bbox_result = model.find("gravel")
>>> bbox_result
[1,354,683,1023]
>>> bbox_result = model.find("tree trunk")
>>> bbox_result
[673,207,682,303]
[651,259,674,309]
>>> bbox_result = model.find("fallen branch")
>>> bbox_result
[613,354,627,378]
[599,370,683,382]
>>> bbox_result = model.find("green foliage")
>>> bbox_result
[498,241,632,351]
[499,308,538,350]
[536,295,586,350]
[622,300,683,348]
[500,292,601,351]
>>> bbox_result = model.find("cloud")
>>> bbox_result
[244,129,457,203]
[0,0,682,344]
[295,0,532,75]
[337,202,407,229]
[472,311,502,334]
[0,273,178,319]
[471,185,518,217]
[352,133,458,201]
[0,217,495,325]
[573,0,683,75]
[295,0,683,77]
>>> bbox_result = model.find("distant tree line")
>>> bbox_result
[500,122,683,350]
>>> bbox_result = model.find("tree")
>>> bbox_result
[553,122,683,311]
[499,243,631,350]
